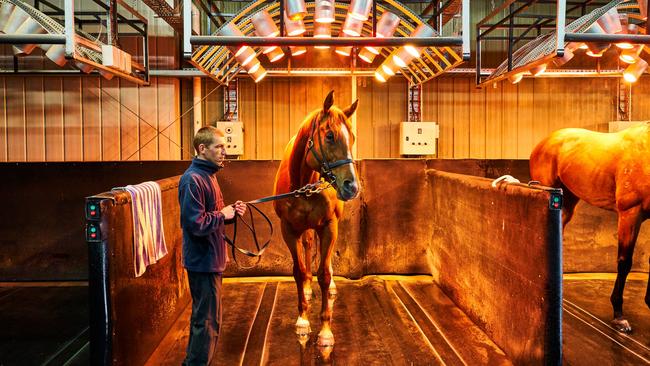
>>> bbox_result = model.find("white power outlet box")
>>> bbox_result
[608,121,644,132]
[400,122,439,155]
[216,121,244,155]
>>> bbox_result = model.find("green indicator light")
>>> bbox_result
[90,205,96,210]
[553,196,559,203]
[90,227,97,233]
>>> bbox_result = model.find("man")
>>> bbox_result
[179,126,246,366]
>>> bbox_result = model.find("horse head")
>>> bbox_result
[304,90,360,201]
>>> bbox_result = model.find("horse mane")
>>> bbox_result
[288,106,355,188]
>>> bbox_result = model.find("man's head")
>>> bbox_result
[194,126,226,167]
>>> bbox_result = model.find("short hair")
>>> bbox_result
[193,126,224,153]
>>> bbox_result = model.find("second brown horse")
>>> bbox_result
[530,122,650,333]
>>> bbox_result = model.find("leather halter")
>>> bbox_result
[306,111,354,185]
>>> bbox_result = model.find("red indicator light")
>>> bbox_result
[91,210,96,215]
[91,233,97,238]
[553,203,559,208]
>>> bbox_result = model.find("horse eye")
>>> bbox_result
[326,131,334,141]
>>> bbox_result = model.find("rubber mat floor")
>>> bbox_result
[145,275,513,366]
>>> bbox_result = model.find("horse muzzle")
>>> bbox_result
[337,179,360,201]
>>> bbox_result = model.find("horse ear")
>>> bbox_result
[323,90,335,113]
[343,99,359,118]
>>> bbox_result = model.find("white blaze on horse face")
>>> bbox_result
[335,123,360,200]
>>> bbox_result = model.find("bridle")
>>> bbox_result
[306,112,354,186]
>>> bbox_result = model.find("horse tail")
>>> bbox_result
[529,134,561,187]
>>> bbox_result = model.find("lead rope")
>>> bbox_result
[223,180,331,269]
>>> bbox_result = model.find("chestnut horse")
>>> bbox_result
[273,91,360,347]
[530,122,650,333]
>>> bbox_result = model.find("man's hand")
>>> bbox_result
[234,201,247,216]
[221,201,247,220]
[220,205,236,220]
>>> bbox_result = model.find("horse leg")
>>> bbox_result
[611,206,642,333]
[281,221,311,336]
[301,230,315,301]
[315,220,338,347]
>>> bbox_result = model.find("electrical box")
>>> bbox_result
[216,121,244,155]
[608,121,644,132]
[399,122,439,155]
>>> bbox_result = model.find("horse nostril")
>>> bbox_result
[343,180,357,194]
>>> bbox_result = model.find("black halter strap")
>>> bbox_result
[306,112,354,185]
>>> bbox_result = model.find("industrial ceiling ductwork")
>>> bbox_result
[477,0,649,86]
[0,0,150,85]
[186,0,470,86]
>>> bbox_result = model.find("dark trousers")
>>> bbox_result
[183,271,222,366]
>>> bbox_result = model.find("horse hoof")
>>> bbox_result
[317,330,335,347]
[612,318,632,333]
[297,333,310,347]
[295,317,311,336]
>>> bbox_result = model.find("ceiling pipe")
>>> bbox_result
[190,36,463,47]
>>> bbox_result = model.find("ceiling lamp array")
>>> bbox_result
[502,3,647,85]
[314,0,335,23]
[348,0,372,21]
[623,58,648,83]
[335,2,370,57]
[286,0,307,21]
[252,10,285,63]
[191,0,464,85]
[375,23,436,83]
[219,23,266,82]
[313,22,331,49]
[359,11,400,63]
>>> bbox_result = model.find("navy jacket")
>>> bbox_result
[178,158,227,273]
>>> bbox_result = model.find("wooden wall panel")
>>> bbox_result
[44,78,64,161]
[469,81,486,158]
[485,82,502,158]
[82,77,101,161]
[0,78,6,162]
[139,78,158,160]
[289,78,307,134]
[531,78,551,149]
[372,79,390,158]
[453,78,470,158]
[158,77,178,160]
[6,77,25,161]
[422,79,438,124]
[25,77,45,161]
[517,80,534,159]
[101,78,122,161]
[2,73,648,162]
[272,78,290,160]
[255,80,274,160]
[356,78,374,159]
[632,76,650,121]
[438,78,454,158]
[239,78,257,160]
[387,78,406,158]
[120,80,139,160]
[165,79,182,160]
[501,81,518,158]
[63,78,82,161]
[203,79,222,124]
